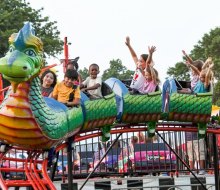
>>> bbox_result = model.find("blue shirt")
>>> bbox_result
[193,80,208,93]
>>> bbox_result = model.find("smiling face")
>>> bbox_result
[89,64,99,79]
[145,71,152,82]
[64,77,75,87]
[199,71,206,83]
[43,72,55,88]
[137,56,146,70]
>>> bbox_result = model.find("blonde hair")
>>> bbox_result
[201,57,214,88]
[145,65,160,85]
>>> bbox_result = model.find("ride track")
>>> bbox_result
[0,22,218,190]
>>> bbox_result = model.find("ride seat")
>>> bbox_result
[155,85,160,92]
[101,82,113,97]
[177,80,191,89]
[120,79,132,87]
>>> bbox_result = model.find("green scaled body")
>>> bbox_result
[82,94,117,133]
[122,91,162,123]
[30,77,84,139]
[168,92,212,123]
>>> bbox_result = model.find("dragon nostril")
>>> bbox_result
[23,66,28,70]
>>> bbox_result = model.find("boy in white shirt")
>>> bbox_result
[80,63,102,99]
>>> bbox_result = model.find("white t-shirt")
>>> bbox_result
[130,68,145,91]
[83,76,102,98]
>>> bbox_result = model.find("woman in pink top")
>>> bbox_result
[125,36,156,92]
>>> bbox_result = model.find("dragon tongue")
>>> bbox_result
[11,82,19,93]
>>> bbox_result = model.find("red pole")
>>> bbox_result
[0,74,4,103]
[63,37,69,73]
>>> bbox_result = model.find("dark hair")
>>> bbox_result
[141,54,148,62]
[89,63,99,70]
[40,70,57,88]
[67,57,79,71]
[192,60,204,71]
[131,136,138,144]
[65,69,78,80]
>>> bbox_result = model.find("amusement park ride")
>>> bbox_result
[0,23,219,190]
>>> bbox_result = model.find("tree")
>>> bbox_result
[190,28,220,80]
[190,28,220,105]
[78,67,89,81]
[0,0,63,57]
[166,27,220,105]
[212,81,220,106]
[167,62,190,81]
[167,28,220,79]
[102,59,134,81]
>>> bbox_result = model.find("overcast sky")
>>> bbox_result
[27,0,220,82]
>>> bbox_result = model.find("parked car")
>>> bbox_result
[118,143,176,174]
[132,143,176,171]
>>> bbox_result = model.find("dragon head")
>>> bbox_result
[0,22,44,91]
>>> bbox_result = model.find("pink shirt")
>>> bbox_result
[139,80,157,94]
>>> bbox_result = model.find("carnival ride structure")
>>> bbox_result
[0,23,216,190]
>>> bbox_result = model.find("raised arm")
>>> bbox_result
[82,83,101,91]
[182,50,194,64]
[204,62,214,89]
[80,77,101,91]
[202,57,212,70]
[186,61,200,76]
[146,46,156,66]
[125,36,138,66]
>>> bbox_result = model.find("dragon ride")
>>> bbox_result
[0,23,214,151]
[0,22,217,190]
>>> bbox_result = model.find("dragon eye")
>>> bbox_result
[24,49,36,57]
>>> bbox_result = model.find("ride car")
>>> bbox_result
[131,143,176,172]
[118,143,176,174]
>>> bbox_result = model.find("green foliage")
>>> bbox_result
[102,59,134,81]
[191,28,220,80]
[167,62,190,81]
[213,81,220,106]
[167,27,220,105]
[78,67,89,81]
[190,27,220,105]
[0,0,63,57]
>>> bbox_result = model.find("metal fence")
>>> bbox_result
[1,124,219,183]
[54,125,218,179]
